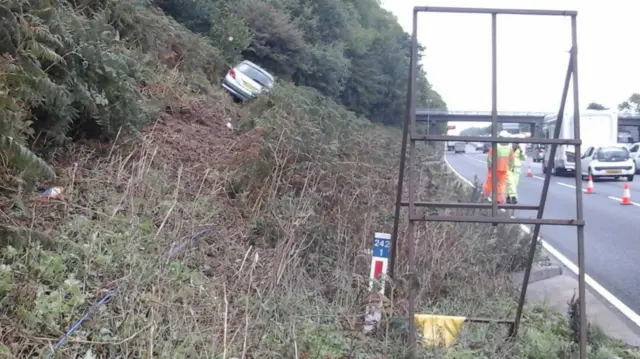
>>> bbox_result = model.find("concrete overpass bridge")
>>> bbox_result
[416,109,640,140]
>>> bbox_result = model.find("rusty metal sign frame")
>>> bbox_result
[388,6,587,358]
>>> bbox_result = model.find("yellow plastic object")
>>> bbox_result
[414,314,466,348]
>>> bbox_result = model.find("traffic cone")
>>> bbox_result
[621,183,632,205]
[586,176,594,194]
[526,166,533,177]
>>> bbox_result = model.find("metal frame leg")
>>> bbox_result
[512,55,573,337]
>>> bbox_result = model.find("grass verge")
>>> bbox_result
[0,84,638,358]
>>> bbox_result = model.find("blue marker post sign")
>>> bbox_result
[372,233,391,258]
[364,232,392,333]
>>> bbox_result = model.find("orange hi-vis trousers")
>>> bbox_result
[483,169,508,203]
[483,145,512,203]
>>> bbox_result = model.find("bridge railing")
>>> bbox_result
[415,109,552,116]
[418,109,640,120]
[618,112,640,119]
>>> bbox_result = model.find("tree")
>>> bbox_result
[618,93,640,113]
[587,102,607,110]
[154,0,446,126]
[1,0,157,178]
[1,0,448,176]
[460,125,491,136]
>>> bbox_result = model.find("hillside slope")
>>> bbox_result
[152,0,446,124]
[1,1,639,358]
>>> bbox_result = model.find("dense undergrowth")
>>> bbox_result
[1,0,639,358]
[2,83,637,358]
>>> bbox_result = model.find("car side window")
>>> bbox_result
[630,144,639,153]
[583,147,593,158]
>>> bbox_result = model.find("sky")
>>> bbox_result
[380,0,640,132]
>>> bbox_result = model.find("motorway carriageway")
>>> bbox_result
[445,144,640,323]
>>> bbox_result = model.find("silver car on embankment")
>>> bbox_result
[222,60,275,101]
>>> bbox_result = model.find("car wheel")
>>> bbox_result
[628,175,634,181]
[614,176,620,180]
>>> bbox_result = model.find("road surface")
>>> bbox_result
[445,144,640,317]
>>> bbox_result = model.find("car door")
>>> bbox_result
[581,147,594,174]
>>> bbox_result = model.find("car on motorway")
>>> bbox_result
[482,143,491,153]
[580,145,635,181]
[628,142,640,173]
[532,147,545,162]
[222,60,275,102]
[475,143,485,151]
[454,142,466,153]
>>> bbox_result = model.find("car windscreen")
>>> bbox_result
[596,147,630,161]
[237,63,273,87]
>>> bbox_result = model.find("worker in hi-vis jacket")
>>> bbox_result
[482,130,514,204]
[506,142,527,204]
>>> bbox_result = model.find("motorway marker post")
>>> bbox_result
[364,232,390,333]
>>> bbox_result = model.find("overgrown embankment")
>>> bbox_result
[0,85,510,356]
[1,0,639,358]
[3,83,636,357]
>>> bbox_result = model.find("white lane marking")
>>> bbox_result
[443,154,640,328]
[463,154,487,164]
[445,154,476,188]
[557,182,588,193]
[608,196,640,207]
[538,240,640,328]
[557,182,575,189]
[533,176,545,180]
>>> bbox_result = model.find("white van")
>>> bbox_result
[447,141,455,151]
[542,110,618,176]
[454,142,466,154]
